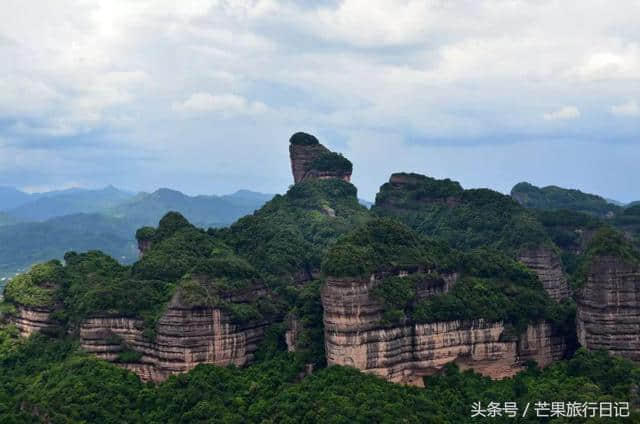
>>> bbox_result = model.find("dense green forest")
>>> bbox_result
[0,329,637,423]
[510,182,621,218]
[373,173,552,255]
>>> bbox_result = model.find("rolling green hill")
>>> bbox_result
[0,188,273,282]
[510,182,621,217]
[7,186,135,222]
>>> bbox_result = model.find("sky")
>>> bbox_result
[1,0,639,202]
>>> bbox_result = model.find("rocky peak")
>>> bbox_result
[289,132,352,184]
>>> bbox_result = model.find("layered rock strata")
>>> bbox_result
[518,247,571,301]
[9,304,57,337]
[289,132,351,183]
[576,256,640,361]
[323,274,566,384]
[79,294,270,382]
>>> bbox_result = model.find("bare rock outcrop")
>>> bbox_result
[518,247,571,301]
[322,274,566,384]
[9,304,57,337]
[289,132,352,184]
[576,255,640,361]
[79,293,271,382]
[285,314,302,353]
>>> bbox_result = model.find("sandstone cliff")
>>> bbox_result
[9,304,57,337]
[323,274,566,384]
[79,292,271,382]
[289,132,352,184]
[517,247,570,301]
[576,255,640,361]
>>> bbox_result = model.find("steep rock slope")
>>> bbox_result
[323,275,566,384]
[517,247,571,301]
[79,290,271,381]
[576,228,640,361]
[289,132,352,183]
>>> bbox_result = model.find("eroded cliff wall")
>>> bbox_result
[9,304,57,337]
[576,256,640,361]
[322,274,566,384]
[78,294,270,382]
[518,247,571,301]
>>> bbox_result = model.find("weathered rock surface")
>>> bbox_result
[518,247,571,301]
[322,274,566,384]
[137,239,152,256]
[9,304,57,337]
[289,132,351,184]
[576,255,640,361]
[285,314,302,353]
[78,294,271,382]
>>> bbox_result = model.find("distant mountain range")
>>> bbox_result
[510,182,628,217]
[5,186,134,222]
[108,188,274,228]
[0,186,274,280]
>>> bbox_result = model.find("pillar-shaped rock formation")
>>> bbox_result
[289,132,352,183]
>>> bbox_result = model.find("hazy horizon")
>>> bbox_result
[1,1,639,202]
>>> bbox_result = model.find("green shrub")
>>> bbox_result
[116,348,142,363]
[306,152,352,174]
[289,131,319,145]
[4,260,64,307]
[135,226,156,241]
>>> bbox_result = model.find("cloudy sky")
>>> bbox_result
[1,0,639,201]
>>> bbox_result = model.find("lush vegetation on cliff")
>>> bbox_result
[289,131,320,146]
[511,182,620,217]
[572,227,640,290]
[373,174,551,255]
[305,152,353,175]
[221,179,370,277]
[0,332,636,423]
[324,219,569,332]
[322,218,455,278]
[3,261,65,307]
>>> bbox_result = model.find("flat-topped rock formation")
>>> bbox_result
[289,132,352,184]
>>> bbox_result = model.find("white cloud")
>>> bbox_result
[1,0,640,198]
[173,92,268,116]
[543,106,581,121]
[610,100,640,117]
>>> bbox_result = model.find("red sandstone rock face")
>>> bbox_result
[289,143,330,184]
[518,247,571,301]
[322,273,567,384]
[9,304,57,337]
[576,256,640,361]
[289,141,352,184]
[78,293,271,382]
